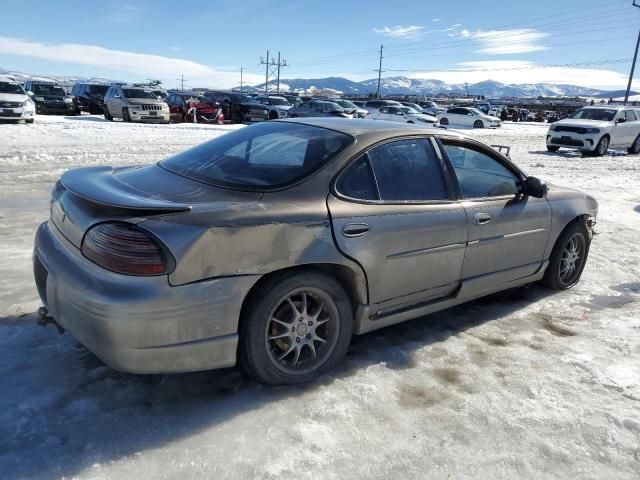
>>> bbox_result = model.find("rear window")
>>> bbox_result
[89,85,109,95]
[161,122,353,190]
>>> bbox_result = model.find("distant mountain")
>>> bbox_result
[0,69,120,88]
[594,89,638,98]
[247,76,606,98]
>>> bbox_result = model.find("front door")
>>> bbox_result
[439,139,551,283]
[328,137,468,315]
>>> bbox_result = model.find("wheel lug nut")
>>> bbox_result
[296,337,300,342]
[291,327,295,332]
[308,321,312,326]
[306,334,311,339]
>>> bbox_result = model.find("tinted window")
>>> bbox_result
[0,82,25,94]
[443,144,519,198]
[89,85,109,96]
[367,139,448,201]
[161,122,353,189]
[33,84,66,95]
[336,156,377,200]
[570,108,616,121]
[122,89,157,99]
[624,110,637,121]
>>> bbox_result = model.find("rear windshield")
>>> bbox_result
[161,122,353,189]
[89,85,109,95]
[570,108,616,121]
[0,82,24,94]
[33,84,66,95]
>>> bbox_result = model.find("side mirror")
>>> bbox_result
[523,176,547,198]
[616,117,626,124]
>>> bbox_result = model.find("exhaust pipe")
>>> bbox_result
[37,307,65,334]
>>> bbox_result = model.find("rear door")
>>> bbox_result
[328,137,468,316]
[439,138,551,283]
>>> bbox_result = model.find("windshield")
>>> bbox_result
[570,108,616,121]
[268,97,290,106]
[161,122,353,189]
[469,108,485,116]
[122,89,158,99]
[33,84,66,96]
[400,107,419,114]
[231,94,256,103]
[89,85,109,96]
[0,82,24,94]
[336,100,357,109]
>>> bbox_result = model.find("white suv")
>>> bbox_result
[0,75,35,123]
[546,106,640,156]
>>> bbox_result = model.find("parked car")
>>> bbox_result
[103,85,170,123]
[70,83,110,114]
[165,92,223,124]
[419,100,446,116]
[23,81,77,115]
[369,105,437,125]
[546,106,640,156]
[282,94,303,107]
[438,107,502,128]
[205,91,269,123]
[401,101,426,113]
[255,95,293,120]
[288,100,352,118]
[324,99,367,118]
[0,75,35,123]
[363,99,402,114]
[33,118,597,385]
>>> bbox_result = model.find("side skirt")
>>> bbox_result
[353,261,548,334]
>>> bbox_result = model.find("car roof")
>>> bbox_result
[276,117,463,138]
[580,105,625,110]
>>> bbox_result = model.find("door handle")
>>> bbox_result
[473,213,492,225]
[342,223,370,237]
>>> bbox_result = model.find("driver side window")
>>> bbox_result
[442,143,520,198]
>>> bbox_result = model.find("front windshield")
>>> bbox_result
[469,108,485,116]
[232,94,256,103]
[122,89,158,99]
[570,108,616,121]
[268,97,290,106]
[400,107,419,114]
[33,84,66,96]
[161,122,353,189]
[321,102,343,112]
[0,82,24,94]
[336,100,357,109]
[89,85,109,96]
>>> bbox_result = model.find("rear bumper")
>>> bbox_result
[33,221,260,373]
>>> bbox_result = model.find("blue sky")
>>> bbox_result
[0,0,637,89]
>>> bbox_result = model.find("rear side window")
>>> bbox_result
[161,122,353,189]
[336,139,449,202]
[624,110,637,121]
[442,144,519,198]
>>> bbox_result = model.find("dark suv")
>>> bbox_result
[204,91,268,123]
[23,81,77,115]
[70,83,110,114]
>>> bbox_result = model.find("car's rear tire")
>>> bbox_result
[628,134,640,154]
[122,108,131,123]
[232,112,243,124]
[542,221,590,290]
[440,118,449,125]
[269,111,278,120]
[406,120,414,124]
[25,119,34,124]
[547,146,560,152]
[473,120,484,128]
[239,271,353,386]
[593,135,609,157]
[103,106,113,121]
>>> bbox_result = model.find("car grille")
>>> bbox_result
[140,104,162,111]
[553,125,588,134]
[551,136,584,146]
[0,111,22,117]
[0,101,21,108]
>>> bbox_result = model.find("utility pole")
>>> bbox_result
[240,66,244,92]
[260,51,288,94]
[176,74,186,91]
[624,1,640,105]
[375,45,384,99]
[465,82,469,97]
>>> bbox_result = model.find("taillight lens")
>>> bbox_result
[82,223,173,276]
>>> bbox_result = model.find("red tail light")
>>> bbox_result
[82,222,174,276]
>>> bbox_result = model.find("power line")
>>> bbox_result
[383,58,632,73]
[176,74,186,91]
[260,50,288,94]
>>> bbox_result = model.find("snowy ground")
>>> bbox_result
[0,115,639,479]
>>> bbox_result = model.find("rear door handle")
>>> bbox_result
[342,223,370,237]
[473,213,492,225]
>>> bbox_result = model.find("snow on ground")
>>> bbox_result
[0,116,639,479]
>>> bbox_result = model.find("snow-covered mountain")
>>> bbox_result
[249,76,607,97]
[0,69,120,88]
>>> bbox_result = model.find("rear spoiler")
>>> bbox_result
[60,166,192,212]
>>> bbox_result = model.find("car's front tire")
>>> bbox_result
[122,108,131,123]
[547,145,560,152]
[542,221,590,290]
[439,118,449,125]
[269,111,278,120]
[473,120,484,128]
[239,271,353,386]
[104,106,113,121]
[593,135,609,157]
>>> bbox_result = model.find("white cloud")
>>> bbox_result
[373,25,425,39]
[455,28,549,54]
[0,36,262,88]
[408,60,629,89]
[432,18,442,22]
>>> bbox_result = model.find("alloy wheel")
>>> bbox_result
[265,288,339,374]
[559,234,584,287]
